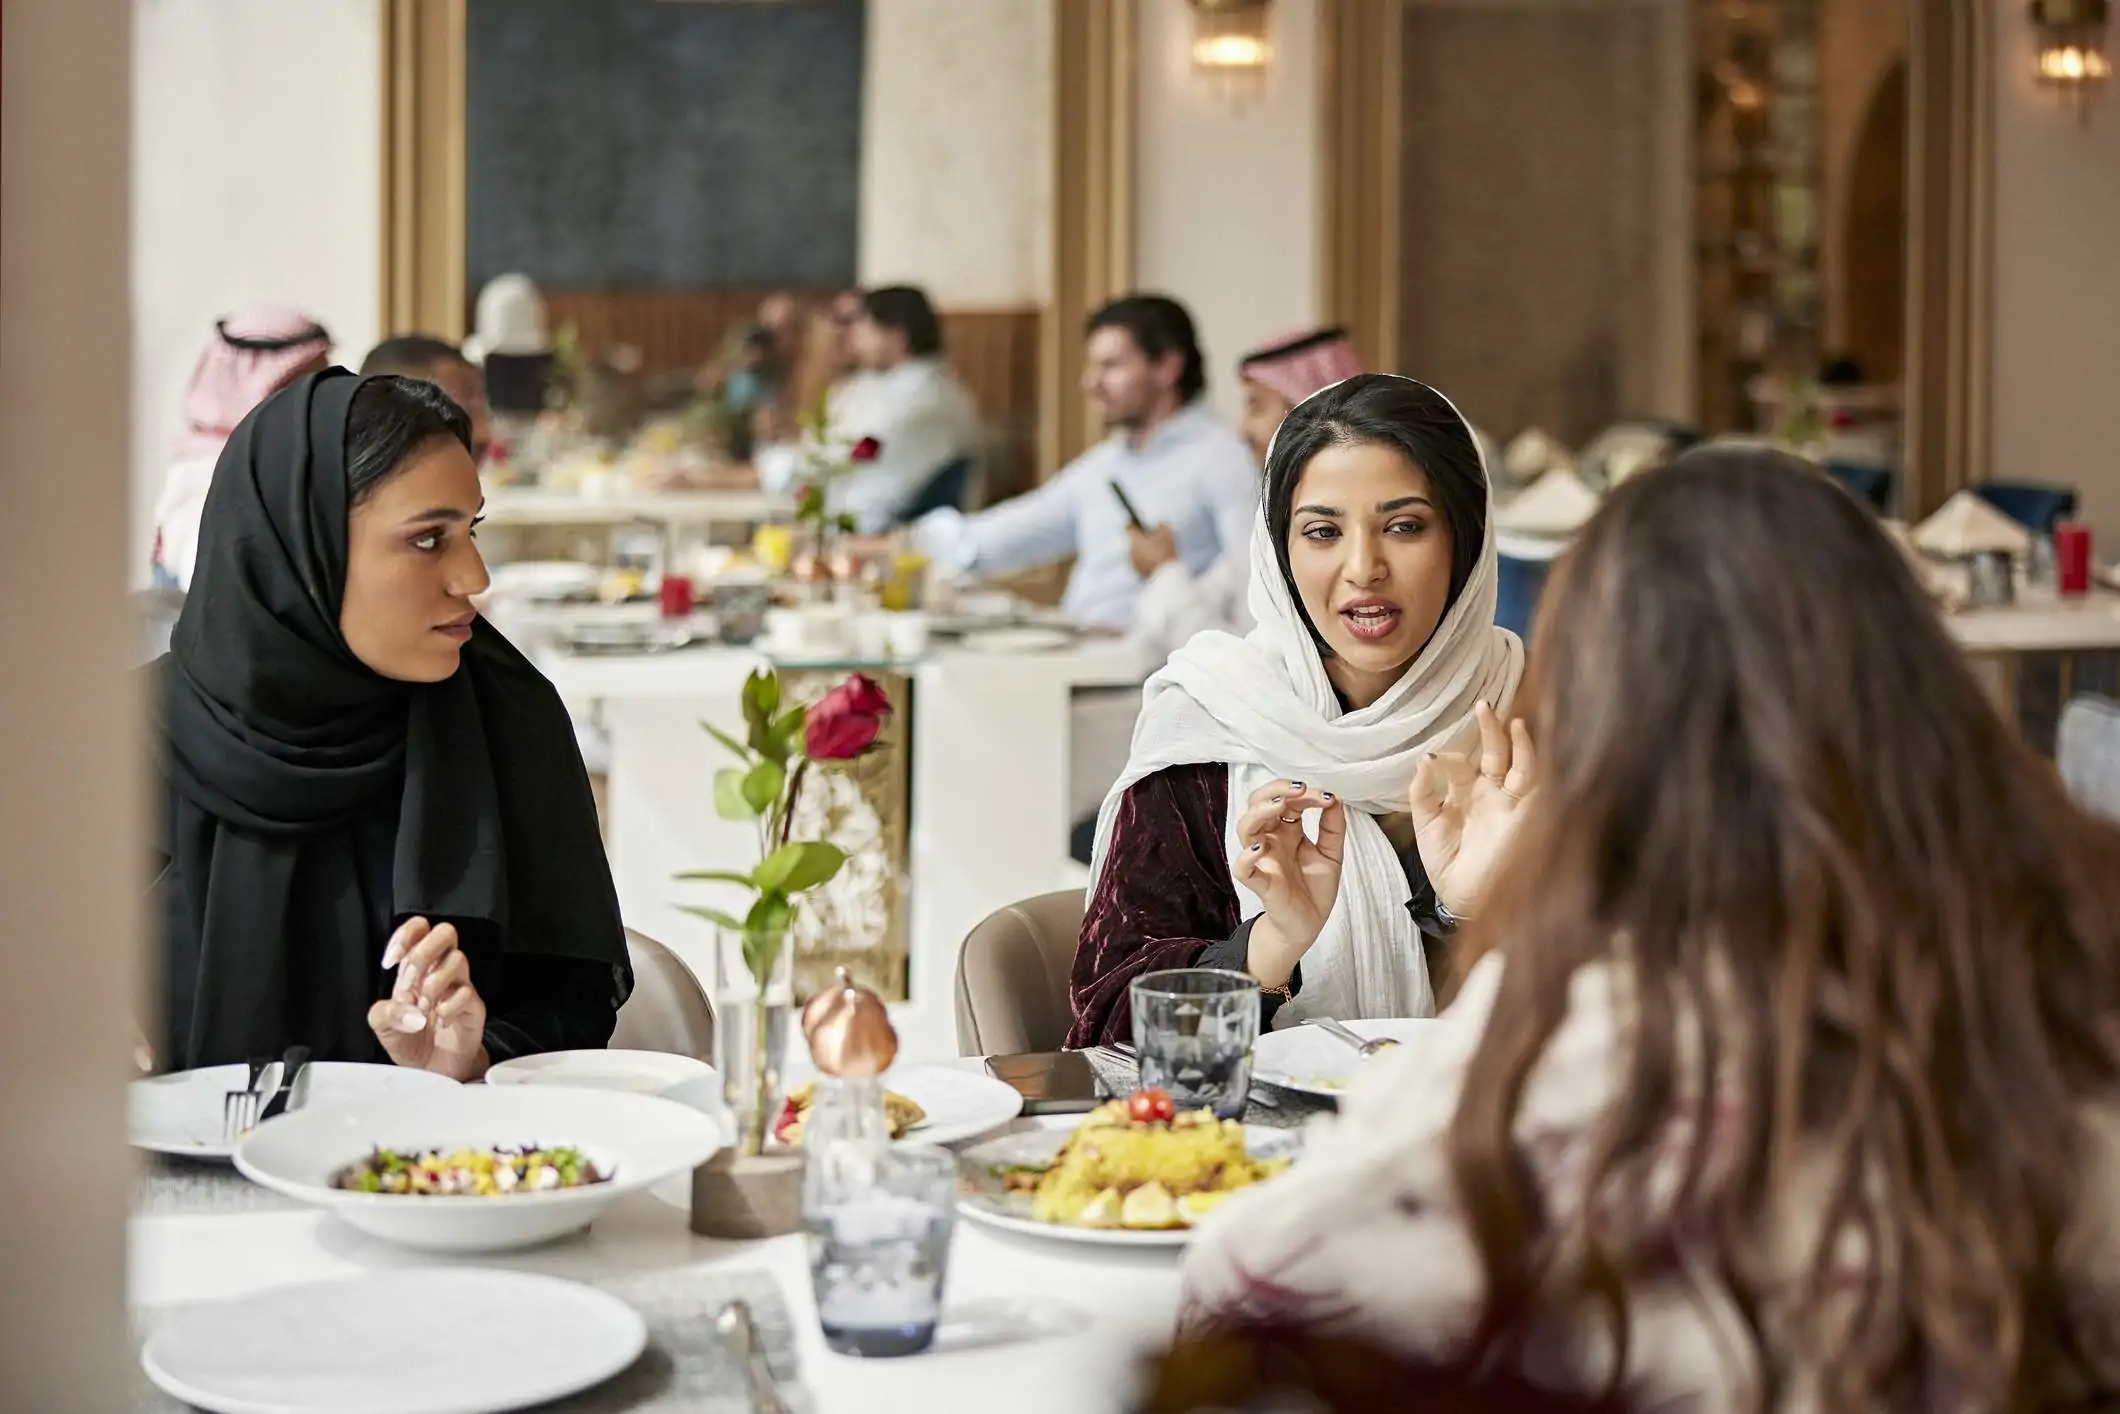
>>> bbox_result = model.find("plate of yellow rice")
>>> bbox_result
[955,1099,1297,1246]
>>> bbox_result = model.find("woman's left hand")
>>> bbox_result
[368,917,490,1082]
[1408,701,1536,920]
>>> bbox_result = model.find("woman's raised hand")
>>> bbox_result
[1234,779,1346,988]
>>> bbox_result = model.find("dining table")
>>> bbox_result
[129,1055,1323,1413]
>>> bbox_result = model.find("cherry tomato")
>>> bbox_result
[1128,1088,1176,1124]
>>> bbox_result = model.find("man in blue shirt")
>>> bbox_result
[913,295,1258,632]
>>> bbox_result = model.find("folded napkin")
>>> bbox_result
[1495,467,1603,539]
[1911,489,2033,559]
[1502,427,1576,486]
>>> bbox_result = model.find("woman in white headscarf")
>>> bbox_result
[1067,374,1530,1045]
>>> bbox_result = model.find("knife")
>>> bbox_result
[258,1045,311,1122]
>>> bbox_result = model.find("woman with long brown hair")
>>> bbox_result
[1180,447,2120,1412]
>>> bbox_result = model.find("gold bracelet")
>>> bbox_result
[1258,978,1293,1002]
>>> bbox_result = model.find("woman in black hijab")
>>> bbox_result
[153,368,632,1079]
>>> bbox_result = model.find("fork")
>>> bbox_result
[258,1045,312,1123]
[220,1055,272,1145]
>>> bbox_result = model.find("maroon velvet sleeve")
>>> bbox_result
[1066,763,1239,1049]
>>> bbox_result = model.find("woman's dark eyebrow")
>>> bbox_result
[1377,494,1433,512]
[401,497,486,527]
[1294,503,1342,517]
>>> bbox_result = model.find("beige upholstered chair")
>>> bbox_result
[953,891,1086,1056]
[611,929,716,1061]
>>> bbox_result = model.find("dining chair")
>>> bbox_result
[1974,481,2080,535]
[1824,461,1895,515]
[902,455,975,521]
[953,890,1087,1056]
[1494,552,1553,642]
[611,928,716,1060]
[2058,694,2120,823]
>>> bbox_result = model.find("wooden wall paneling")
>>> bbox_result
[380,0,467,340]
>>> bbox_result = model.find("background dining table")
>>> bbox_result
[129,1055,1323,1413]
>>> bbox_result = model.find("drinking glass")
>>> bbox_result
[804,1143,958,1357]
[1130,968,1259,1119]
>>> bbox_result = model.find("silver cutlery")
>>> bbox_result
[257,1045,311,1123]
[1311,1017,1400,1059]
[220,1054,273,1144]
[714,1300,793,1414]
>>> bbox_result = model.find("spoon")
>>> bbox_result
[714,1300,794,1414]
[1311,1017,1401,1059]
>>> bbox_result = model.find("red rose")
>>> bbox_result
[804,673,892,761]
[849,436,882,464]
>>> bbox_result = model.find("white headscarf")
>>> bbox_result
[462,273,550,363]
[1088,376,1523,1024]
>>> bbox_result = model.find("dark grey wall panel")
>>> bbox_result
[466,0,864,290]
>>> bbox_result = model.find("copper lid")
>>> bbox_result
[802,969,898,1079]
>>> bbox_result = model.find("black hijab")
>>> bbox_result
[155,368,629,1068]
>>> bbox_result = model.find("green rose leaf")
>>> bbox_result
[672,868,757,889]
[713,767,757,821]
[740,759,785,817]
[752,841,846,897]
[698,719,751,763]
[676,904,747,934]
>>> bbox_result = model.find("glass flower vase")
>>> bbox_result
[711,926,795,1158]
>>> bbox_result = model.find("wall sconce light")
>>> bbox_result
[1188,0,1273,73]
[2029,0,2111,119]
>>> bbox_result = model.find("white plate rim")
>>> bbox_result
[484,1048,715,1093]
[128,1062,460,1162]
[1251,1017,1435,1099]
[140,1269,647,1414]
[882,1064,1025,1148]
[957,626,1074,655]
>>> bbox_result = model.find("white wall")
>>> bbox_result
[1133,0,1321,424]
[859,0,1053,306]
[1988,10,2120,548]
[130,0,382,582]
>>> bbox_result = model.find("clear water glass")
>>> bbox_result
[804,1143,958,1357]
[1130,968,1259,1119]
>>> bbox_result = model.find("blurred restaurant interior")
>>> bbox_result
[7,0,2120,1408]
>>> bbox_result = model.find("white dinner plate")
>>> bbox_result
[958,626,1074,655]
[485,559,601,602]
[141,1269,645,1414]
[1250,1017,1436,1099]
[129,1062,459,1162]
[954,1123,1299,1249]
[235,1085,723,1252]
[882,1063,1025,1147]
[485,1048,715,1096]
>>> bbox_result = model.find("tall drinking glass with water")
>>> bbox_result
[804,1142,958,1357]
[1130,968,1259,1119]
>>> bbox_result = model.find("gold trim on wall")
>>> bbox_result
[1319,0,1990,513]
[1905,0,1993,517]
[1318,0,1403,373]
[380,0,468,342]
[1043,0,1136,478]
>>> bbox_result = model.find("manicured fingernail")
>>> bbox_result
[395,1007,427,1034]
[1322,792,1335,801]
[1290,781,1304,791]
[1250,842,1262,852]
[381,935,404,968]
[1271,796,1283,805]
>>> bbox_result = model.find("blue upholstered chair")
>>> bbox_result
[902,456,976,521]
[1825,462,1895,514]
[1973,482,2079,535]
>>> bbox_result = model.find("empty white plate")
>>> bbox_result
[887,1063,1025,1146]
[958,627,1074,655]
[1251,1018,1436,1099]
[141,1269,645,1414]
[484,1048,714,1096]
[130,1062,459,1162]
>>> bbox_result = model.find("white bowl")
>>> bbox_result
[484,1048,714,1095]
[235,1085,724,1252]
